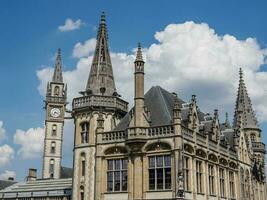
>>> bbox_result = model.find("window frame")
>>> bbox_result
[148,154,171,191]
[106,158,128,192]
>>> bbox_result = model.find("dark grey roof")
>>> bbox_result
[0,178,72,198]
[222,129,235,149]
[60,166,73,179]
[114,85,236,149]
[114,86,183,130]
[0,180,17,190]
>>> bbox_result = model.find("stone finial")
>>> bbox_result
[135,42,144,63]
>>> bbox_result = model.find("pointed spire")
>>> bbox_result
[85,12,117,96]
[233,68,258,129]
[225,112,231,128]
[135,43,144,63]
[52,48,63,83]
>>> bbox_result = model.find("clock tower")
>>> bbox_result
[42,49,67,179]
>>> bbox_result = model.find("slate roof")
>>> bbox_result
[60,166,73,179]
[0,180,17,190]
[114,85,236,149]
[0,178,72,198]
[114,86,184,130]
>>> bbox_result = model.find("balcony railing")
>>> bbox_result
[252,142,266,153]
[100,125,175,143]
[72,95,128,112]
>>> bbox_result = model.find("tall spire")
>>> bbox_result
[233,68,258,129]
[52,48,63,83]
[85,12,117,96]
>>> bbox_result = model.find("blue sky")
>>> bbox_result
[0,0,266,181]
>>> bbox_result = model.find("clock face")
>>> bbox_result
[50,108,61,118]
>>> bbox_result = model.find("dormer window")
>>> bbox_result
[81,123,89,143]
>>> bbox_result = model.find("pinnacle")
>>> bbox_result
[52,48,63,83]
[135,42,144,62]
[85,13,117,96]
[233,68,258,129]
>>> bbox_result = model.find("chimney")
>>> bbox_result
[27,168,37,181]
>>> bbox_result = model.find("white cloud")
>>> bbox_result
[13,128,44,159]
[0,145,14,166]
[58,18,84,32]
[73,38,96,58]
[0,170,16,180]
[0,121,6,143]
[37,21,267,123]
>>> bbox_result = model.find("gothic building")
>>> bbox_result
[0,13,266,200]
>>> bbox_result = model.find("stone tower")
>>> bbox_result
[42,49,67,179]
[71,13,128,200]
[233,68,265,182]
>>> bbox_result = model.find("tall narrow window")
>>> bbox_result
[241,168,245,198]
[81,123,89,143]
[149,155,171,190]
[52,124,57,136]
[245,170,250,198]
[229,171,235,198]
[81,154,85,177]
[208,165,215,195]
[51,141,56,154]
[107,158,128,192]
[49,159,55,178]
[184,157,190,191]
[219,168,225,197]
[196,160,203,193]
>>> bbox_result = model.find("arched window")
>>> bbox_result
[81,123,89,143]
[49,159,55,178]
[54,86,60,96]
[51,142,56,154]
[52,124,57,136]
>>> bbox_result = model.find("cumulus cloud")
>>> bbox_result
[0,170,16,180]
[58,18,84,32]
[13,128,44,159]
[0,145,14,166]
[38,21,267,123]
[73,38,96,58]
[0,121,6,143]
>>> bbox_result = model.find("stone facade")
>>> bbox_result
[71,13,266,200]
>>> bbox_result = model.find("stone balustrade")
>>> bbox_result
[72,95,128,112]
[100,125,175,143]
[46,96,66,103]
[252,142,266,153]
